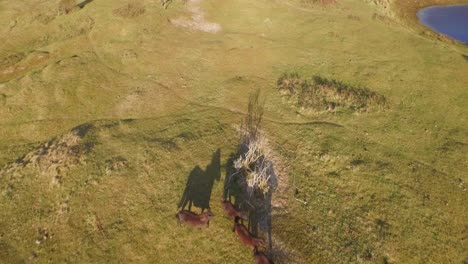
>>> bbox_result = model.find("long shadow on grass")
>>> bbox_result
[78,0,93,9]
[178,149,221,213]
[223,152,274,256]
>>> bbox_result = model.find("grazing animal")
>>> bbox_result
[233,217,265,249]
[253,248,273,264]
[221,200,247,220]
[176,209,214,228]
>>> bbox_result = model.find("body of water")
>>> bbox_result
[417,5,468,44]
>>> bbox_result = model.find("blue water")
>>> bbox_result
[417,5,468,44]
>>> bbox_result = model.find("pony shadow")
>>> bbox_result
[178,149,221,213]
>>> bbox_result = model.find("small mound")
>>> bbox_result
[0,51,50,78]
[300,0,337,6]
[277,73,386,113]
[0,124,94,180]
[0,53,26,77]
[113,1,146,18]
[0,53,25,68]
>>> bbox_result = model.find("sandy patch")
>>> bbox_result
[170,0,221,33]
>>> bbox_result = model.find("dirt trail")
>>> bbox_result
[170,0,221,33]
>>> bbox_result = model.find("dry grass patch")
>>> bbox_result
[113,1,146,18]
[300,0,337,6]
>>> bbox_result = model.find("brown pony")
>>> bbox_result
[232,217,265,249]
[253,248,273,264]
[176,209,214,228]
[221,200,247,220]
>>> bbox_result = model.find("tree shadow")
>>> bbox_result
[77,0,93,9]
[178,149,221,213]
[223,151,275,257]
[223,152,243,204]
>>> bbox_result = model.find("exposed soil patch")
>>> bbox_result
[169,0,221,33]
[277,73,386,113]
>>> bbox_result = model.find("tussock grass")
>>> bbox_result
[277,72,386,112]
[58,0,78,15]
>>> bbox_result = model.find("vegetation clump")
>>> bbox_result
[161,0,173,9]
[58,0,78,15]
[277,72,386,112]
[113,1,146,18]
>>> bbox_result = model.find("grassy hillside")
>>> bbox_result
[0,0,467,263]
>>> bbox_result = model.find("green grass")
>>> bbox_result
[0,0,467,263]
